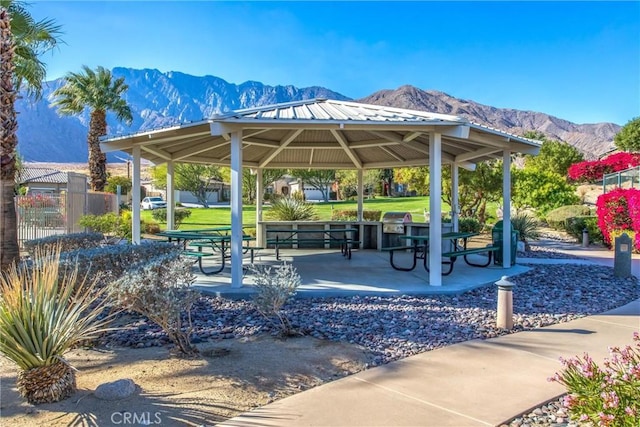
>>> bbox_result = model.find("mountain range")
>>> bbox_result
[15,67,620,163]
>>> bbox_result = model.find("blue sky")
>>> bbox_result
[31,1,639,125]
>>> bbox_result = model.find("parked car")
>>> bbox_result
[141,196,167,210]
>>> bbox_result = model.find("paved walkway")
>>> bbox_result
[219,244,640,427]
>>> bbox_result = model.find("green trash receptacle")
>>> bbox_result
[492,220,518,266]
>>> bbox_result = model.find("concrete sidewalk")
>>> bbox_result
[219,246,640,427]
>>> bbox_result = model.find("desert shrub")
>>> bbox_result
[511,213,540,250]
[80,211,158,241]
[59,241,179,287]
[458,217,482,234]
[265,197,318,221]
[109,253,200,357]
[79,212,121,235]
[0,246,115,404]
[291,190,306,201]
[23,232,104,255]
[143,221,161,234]
[331,209,382,221]
[565,216,604,244]
[250,262,301,336]
[549,332,640,425]
[545,205,591,230]
[151,208,192,229]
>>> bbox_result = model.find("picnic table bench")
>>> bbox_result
[383,232,499,275]
[266,228,359,260]
[157,229,261,275]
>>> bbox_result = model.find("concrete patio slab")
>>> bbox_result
[193,249,530,299]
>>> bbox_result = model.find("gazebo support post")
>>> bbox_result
[166,160,175,230]
[451,163,459,232]
[428,132,443,286]
[357,169,364,222]
[230,130,244,288]
[131,145,141,244]
[255,168,264,247]
[502,150,512,268]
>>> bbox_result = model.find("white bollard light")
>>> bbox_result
[496,275,515,330]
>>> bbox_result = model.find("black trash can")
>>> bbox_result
[492,220,519,266]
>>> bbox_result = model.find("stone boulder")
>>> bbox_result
[94,378,138,401]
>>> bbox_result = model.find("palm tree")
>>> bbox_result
[52,66,132,191]
[0,1,61,271]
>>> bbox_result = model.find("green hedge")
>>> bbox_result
[565,216,604,244]
[151,208,192,228]
[545,205,591,230]
[331,210,382,221]
[458,217,482,233]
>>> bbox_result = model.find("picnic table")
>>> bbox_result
[157,229,258,275]
[382,231,499,275]
[266,227,359,260]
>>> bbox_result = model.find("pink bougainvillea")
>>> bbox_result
[596,188,640,250]
[16,193,58,208]
[568,152,640,183]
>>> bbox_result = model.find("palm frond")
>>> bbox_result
[4,0,63,98]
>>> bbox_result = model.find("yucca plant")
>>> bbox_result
[0,245,115,404]
[511,213,541,251]
[265,196,318,221]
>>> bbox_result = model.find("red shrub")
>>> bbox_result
[596,188,640,250]
[16,194,59,208]
[568,152,640,183]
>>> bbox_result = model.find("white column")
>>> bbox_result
[255,168,264,247]
[452,163,459,232]
[166,160,175,230]
[502,150,512,268]
[131,146,141,244]
[231,130,244,288]
[429,132,442,285]
[357,169,364,222]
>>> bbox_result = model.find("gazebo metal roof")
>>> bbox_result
[100,99,540,289]
[100,99,540,169]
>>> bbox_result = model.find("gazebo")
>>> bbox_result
[100,99,540,288]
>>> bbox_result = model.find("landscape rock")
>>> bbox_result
[94,379,138,401]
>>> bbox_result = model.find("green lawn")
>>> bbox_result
[142,196,500,231]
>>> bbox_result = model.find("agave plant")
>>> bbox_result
[0,245,115,404]
[266,196,318,221]
[511,213,541,251]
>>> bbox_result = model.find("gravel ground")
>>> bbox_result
[504,396,579,427]
[105,264,638,365]
[518,245,586,260]
[102,262,638,426]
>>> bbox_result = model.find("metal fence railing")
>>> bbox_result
[15,178,117,249]
[602,166,640,194]
[16,194,66,244]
